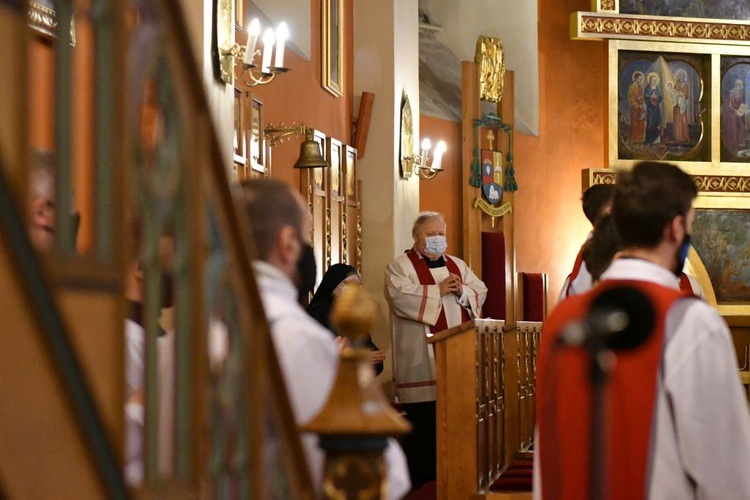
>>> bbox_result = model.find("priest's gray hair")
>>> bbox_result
[412,211,445,236]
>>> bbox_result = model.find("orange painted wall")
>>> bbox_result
[419,115,462,257]
[419,0,608,307]
[243,0,354,189]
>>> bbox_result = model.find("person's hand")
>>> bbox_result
[439,273,463,296]
[369,350,386,365]
[334,336,350,350]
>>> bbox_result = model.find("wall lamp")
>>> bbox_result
[263,123,331,169]
[221,18,290,86]
[402,139,447,180]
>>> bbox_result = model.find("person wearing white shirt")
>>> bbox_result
[535,162,750,499]
[239,179,410,499]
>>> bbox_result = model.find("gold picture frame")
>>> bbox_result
[321,0,344,97]
[608,39,750,173]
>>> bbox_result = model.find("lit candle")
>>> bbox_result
[261,28,275,73]
[420,138,431,168]
[431,141,447,171]
[274,22,289,69]
[244,18,260,65]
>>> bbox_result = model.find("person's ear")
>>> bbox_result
[668,215,685,244]
[30,197,47,226]
[276,225,299,266]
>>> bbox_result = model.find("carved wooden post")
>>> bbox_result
[302,284,411,499]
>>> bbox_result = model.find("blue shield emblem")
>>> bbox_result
[481,151,503,207]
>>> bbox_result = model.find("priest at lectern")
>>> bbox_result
[385,211,487,491]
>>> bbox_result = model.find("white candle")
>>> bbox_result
[274,22,289,68]
[431,141,447,171]
[420,138,431,168]
[244,18,260,65]
[261,28,275,73]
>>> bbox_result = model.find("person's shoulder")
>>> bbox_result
[671,296,728,336]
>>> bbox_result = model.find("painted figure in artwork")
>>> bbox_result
[644,73,664,145]
[628,71,646,143]
[722,79,747,153]
[671,69,690,142]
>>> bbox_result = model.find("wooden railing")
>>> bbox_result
[0,0,315,496]
[429,318,540,499]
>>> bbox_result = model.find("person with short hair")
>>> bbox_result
[385,211,487,490]
[238,179,409,498]
[535,161,750,499]
[559,183,615,300]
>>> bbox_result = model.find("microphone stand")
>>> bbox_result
[589,342,615,500]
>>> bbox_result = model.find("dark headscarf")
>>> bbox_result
[306,263,383,375]
[307,263,357,330]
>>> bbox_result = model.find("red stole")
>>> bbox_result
[537,280,690,500]
[679,272,694,295]
[406,249,471,333]
[565,243,586,298]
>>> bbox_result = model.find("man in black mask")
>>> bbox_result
[535,161,750,499]
[237,179,411,499]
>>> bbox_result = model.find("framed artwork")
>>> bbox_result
[249,94,265,173]
[312,130,327,195]
[321,0,344,97]
[690,195,750,324]
[608,39,750,171]
[720,56,750,162]
[234,0,243,30]
[345,145,357,202]
[616,49,708,162]
[233,88,247,168]
[327,138,342,197]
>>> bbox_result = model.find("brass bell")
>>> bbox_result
[294,130,330,169]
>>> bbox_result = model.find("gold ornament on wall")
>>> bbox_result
[475,35,505,103]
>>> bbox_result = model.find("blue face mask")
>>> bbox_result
[424,235,447,255]
[674,234,691,277]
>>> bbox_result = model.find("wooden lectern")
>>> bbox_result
[428,318,506,499]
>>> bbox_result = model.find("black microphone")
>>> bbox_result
[557,285,656,351]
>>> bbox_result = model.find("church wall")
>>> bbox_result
[418,0,607,309]
[418,114,462,257]
[247,0,354,189]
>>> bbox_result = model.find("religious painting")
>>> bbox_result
[692,209,750,307]
[321,0,344,97]
[619,0,750,20]
[617,50,708,162]
[720,57,750,162]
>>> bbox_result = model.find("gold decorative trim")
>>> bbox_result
[693,175,750,193]
[585,168,750,194]
[29,1,57,39]
[596,0,617,12]
[572,12,750,45]
[474,35,505,103]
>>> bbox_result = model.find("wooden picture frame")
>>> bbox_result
[321,0,344,97]
[233,87,247,168]
[249,94,265,173]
